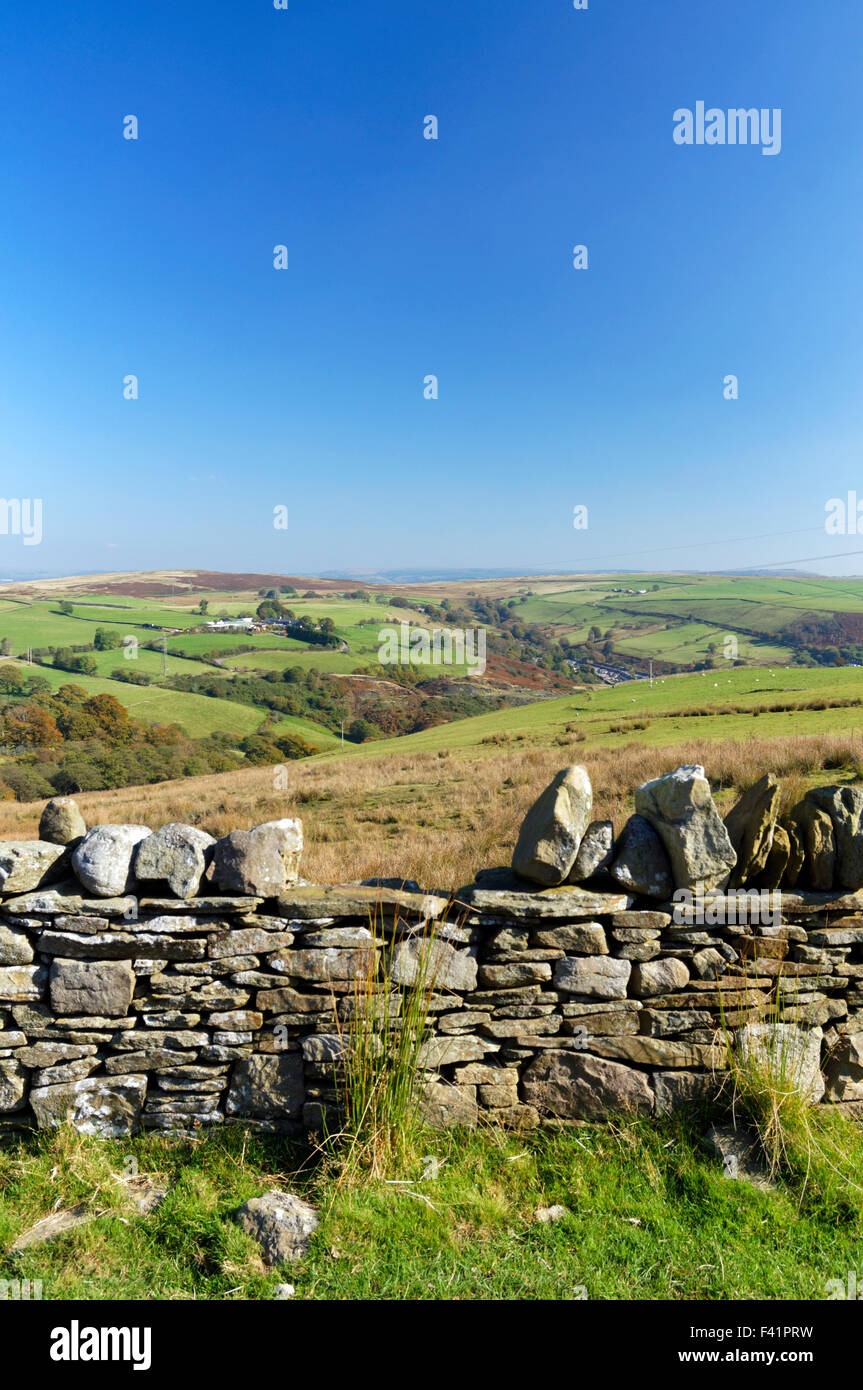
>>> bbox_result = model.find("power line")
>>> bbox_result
[569,525,827,566]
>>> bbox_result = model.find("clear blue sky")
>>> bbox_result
[1,0,862,579]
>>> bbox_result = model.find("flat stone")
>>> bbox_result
[0,923,34,965]
[29,1074,146,1137]
[209,927,295,959]
[521,1051,654,1119]
[276,884,448,920]
[267,946,376,984]
[49,959,134,1017]
[2,884,138,917]
[225,1053,305,1118]
[586,1036,727,1069]
[455,885,630,921]
[531,923,608,954]
[553,956,631,1000]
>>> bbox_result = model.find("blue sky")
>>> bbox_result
[1,0,862,578]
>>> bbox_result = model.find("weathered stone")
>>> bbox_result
[736,1022,825,1103]
[134,823,216,898]
[225,1053,304,1118]
[0,1059,26,1110]
[521,1051,654,1119]
[29,1074,146,1136]
[823,1031,863,1102]
[553,956,631,1000]
[567,820,614,883]
[630,957,690,998]
[267,945,376,984]
[49,959,135,1017]
[635,765,736,891]
[653,1070,719,1115]
[457,884,630,921]
[752,823,790,891]
[782,819,806,887]
[691,947,728,980]
[0,965,44,1001]
[724,774,779,888]
[212,819,303,896]
[277,884,447,921]
[392,937,477,992]
[0,922,34,965]
[609,815,674,899]
[234,1190,318,1265]
[640,1008,716,1037]
[531,923,608,954]
[39,798,86,846]
[0,841,68,894]
[805,786,863,890]
[72,825,151,897]
[209,926,295,959]
[1,885,137,917]
[38,930,205,962]
[512,764,593,886]
[585,1036,727,1069]
[787,803,835,892]
[477,962,551,988]
[420,1077,478,1128]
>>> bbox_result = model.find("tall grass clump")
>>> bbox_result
[330,909,443,1178]
[719,963,863,1212]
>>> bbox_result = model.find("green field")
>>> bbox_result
[12,665,267,740]
[313,664,863,761]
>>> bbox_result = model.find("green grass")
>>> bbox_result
[13,664,269,740]
[1,1111,860,1300]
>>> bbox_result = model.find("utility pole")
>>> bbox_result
[649,659,653,688]
[340,720,345,748]
[162,633,168,678]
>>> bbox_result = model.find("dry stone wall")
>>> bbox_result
[0,770,862,1138]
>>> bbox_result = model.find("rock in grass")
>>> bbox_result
[234,1191,318,1265]
[512,765,593,886]
[635,764,736,891]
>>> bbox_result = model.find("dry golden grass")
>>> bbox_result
[2,729,862,890]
